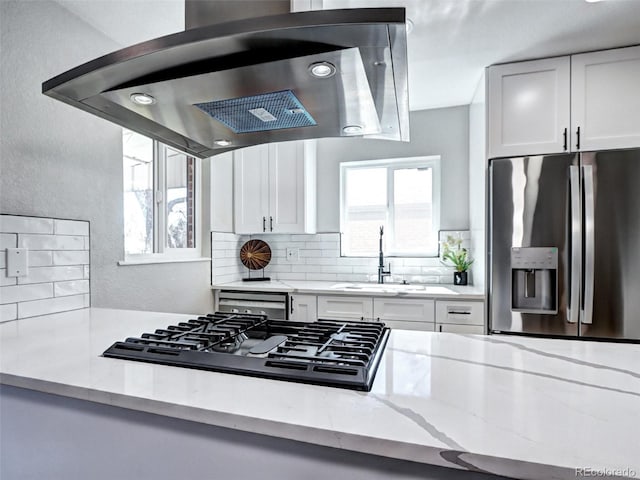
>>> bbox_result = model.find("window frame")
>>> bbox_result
[121,132,203,264]
[339,155,441,258]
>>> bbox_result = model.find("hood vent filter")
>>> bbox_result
[194,90,316,134]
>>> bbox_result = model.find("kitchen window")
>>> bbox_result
[121,129,201,263]
[340,156,441,257]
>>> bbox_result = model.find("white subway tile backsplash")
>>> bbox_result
[84,237,90,250]
[54,219,89,236]
[1,233,17,249]
[213,257,241,268]
[28,251,54,267]
[17,266,84,285]
[320,265,353,274]
[54,280,90,297]
[1,283,54,304]
[18,294,86,318]
[0,270,18,286]
[304,257,338,266]
[53,250,89,265]
[265,264,292,273]
[300,249,323,258]
[0,216,54,234]
[1,303,17,322]
[278,272,307,280]
[19,234,85,250]
[306,273,338,281]
[211,230,472,285]
[1,215,91,319]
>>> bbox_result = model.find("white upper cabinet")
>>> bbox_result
[234,140,316,234]
[571,45,640,152]
[488,45,640,158]
[234,144,269,234]
[488,57,571,158]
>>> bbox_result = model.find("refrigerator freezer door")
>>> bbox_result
[489,154,580,335]
[580,150,640,340]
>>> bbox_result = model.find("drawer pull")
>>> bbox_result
[448,311,471,315]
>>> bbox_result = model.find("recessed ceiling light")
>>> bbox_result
[214,139,232,147]
[308,61,336,78]
[129,93,156,105]
[343,125,363,135]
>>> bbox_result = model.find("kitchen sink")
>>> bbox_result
[330,283,456,294]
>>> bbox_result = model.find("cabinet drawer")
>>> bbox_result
[373,298,434,323]
[289,294,317,323]
[436,323,485,334]
[317,296,373,321]
[435,300,484,325]
[385,320,435,332]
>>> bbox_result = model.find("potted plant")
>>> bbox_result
[440,235,473,285]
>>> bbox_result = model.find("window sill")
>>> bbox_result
[118,257,211,266]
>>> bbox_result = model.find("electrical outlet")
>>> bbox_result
[7,248,29,277]
[286,247,299,262]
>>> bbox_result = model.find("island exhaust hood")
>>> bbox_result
[42,4,409,158]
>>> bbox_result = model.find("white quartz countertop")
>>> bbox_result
[212,279,485,300]
[2,308,639,479]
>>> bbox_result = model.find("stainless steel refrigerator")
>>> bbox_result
[489,149,640,340]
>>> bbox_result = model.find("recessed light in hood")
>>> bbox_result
[42,8,409,158]
[308,61,336,78]
[129,93,156,105]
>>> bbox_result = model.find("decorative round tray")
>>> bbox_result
[240,239,272,270]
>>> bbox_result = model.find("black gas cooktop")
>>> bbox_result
[103,312,390,391]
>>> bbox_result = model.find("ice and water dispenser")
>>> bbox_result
[511,247,558,314]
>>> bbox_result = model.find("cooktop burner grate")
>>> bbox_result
[103,312,389,391]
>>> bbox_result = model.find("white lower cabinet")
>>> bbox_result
[373,298,435,331]
[437,323,485,334]
[435,300,485,334]
[317,296,373,321]
[289,294,317,322]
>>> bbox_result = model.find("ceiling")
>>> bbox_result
[57,0,640,111]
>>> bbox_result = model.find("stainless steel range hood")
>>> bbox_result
[42,7,409,158]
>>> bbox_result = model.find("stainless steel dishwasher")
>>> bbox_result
[217,290,289,320]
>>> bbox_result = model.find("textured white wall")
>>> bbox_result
[315,106,470,233]
[468,74,487,291]
[0,1,212,314]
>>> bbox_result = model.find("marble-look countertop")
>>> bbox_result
[212,279,485,300]
[1,308,639,479]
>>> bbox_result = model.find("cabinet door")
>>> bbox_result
[233,145,269,234]
[317,296,373,321]
[384,320,435,332]
[289,294,317,322]
[571,46,640,151]
[373,298,434,325]
[488,57,571,158]
[268,141,305,233]
[435,300,485,326]
[436,323,485,334]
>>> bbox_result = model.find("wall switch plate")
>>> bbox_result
[7,248,29,277]
[286,248,299,262]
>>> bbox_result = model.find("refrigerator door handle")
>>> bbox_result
[568,165,581,324]
[582,165,595,325]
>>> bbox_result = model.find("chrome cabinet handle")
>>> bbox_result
[568,165,581,324]
[582,165,595,325]
[563,128,568,151]
[576,126,581,150]
[262,216,266,232]
[290,296,294,315]
[270,216,273,232]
